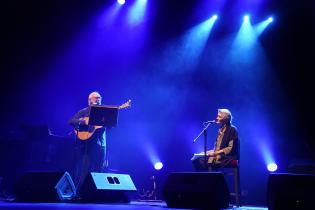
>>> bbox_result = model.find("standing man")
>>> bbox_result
[192,108,239,171]
[69,91,106,191]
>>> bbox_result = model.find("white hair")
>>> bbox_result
[88,91,102,105]
[218,108,233,124]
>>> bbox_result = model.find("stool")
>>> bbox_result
[221,160,241,207]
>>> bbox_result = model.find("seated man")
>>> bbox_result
[192,108,239,171]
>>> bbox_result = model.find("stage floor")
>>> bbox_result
[0,200,267,210]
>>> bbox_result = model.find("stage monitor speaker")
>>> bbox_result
[79,172,137,203]
[15,171,76,202]
[267,173,315,210]
[162,172,229,210]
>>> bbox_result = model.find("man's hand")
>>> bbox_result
[206,150,215,157]
[207,150,224,157]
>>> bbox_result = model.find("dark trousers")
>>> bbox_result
[74,140,105,193]
[192,156,236,172]
[192,156,219,172]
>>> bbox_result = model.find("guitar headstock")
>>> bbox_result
[119,99,132,109]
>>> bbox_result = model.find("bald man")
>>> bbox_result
[69,91,106,192]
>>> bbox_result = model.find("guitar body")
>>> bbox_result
[75,117,103,141]
[76,130,101,141]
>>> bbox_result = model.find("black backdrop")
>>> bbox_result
[0,0,314,205]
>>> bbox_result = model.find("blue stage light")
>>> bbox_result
[267,163,278,172]
[117,0,125,5]
[267,17,273,23]
[254,16,274,35]
[128,0,148,26]
[154,162,163,170]
[243,14,250,22]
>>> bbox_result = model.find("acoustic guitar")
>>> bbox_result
[75,100,131,141]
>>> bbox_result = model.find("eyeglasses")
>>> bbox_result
[91,96,102,99]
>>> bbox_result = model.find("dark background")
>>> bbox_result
[1,0,314,206]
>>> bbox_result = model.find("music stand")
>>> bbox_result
[88,105,119,127]
[88,105,119,171]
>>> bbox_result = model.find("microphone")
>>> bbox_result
[203,120,216,126]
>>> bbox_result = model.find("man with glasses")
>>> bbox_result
[69,91,107,193]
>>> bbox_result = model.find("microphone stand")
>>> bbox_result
[74,124,82,193]
[193,122,213,170]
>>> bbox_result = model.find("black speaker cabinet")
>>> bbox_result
[79,172,137,203]
[267,173,315,210]
[162,172,229,209]
[15,171,76,202]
